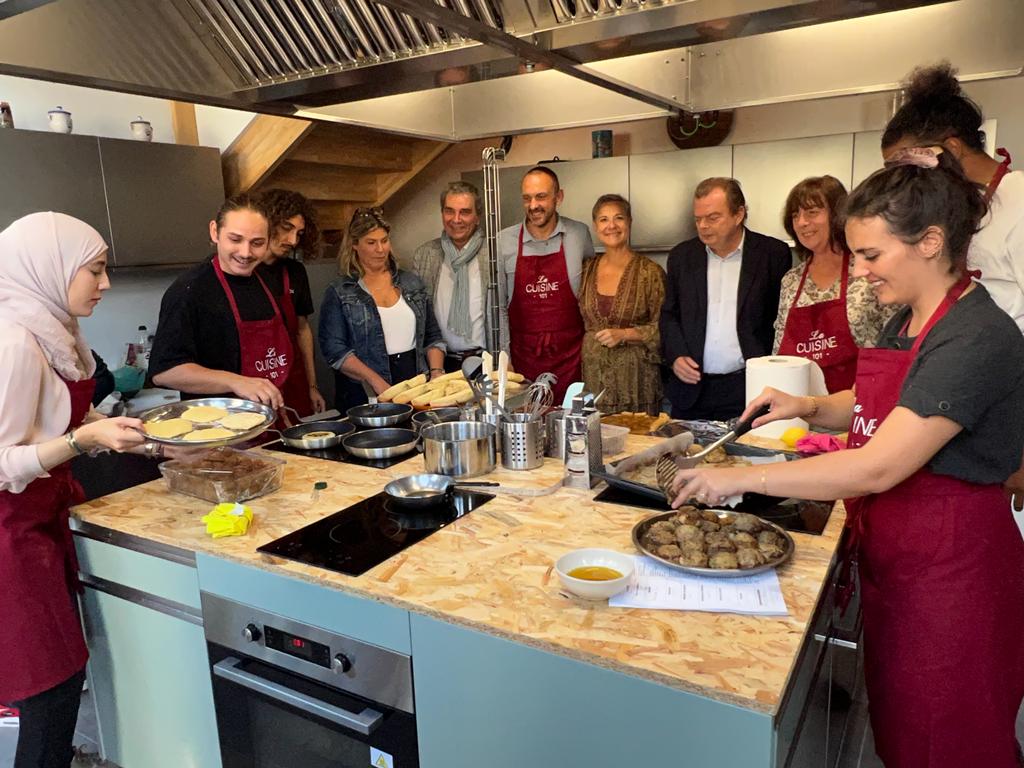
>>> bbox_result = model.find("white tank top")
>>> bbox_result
[377,295,417,355]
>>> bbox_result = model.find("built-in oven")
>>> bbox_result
[202,592,418,768]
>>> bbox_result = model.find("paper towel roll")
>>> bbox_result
[745,356,827,438]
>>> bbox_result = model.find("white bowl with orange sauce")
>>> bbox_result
[555,548,634,600]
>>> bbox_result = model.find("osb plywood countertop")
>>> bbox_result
[71,436,845,715]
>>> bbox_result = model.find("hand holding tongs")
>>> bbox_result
[672,404,771,469]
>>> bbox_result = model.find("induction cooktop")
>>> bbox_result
[263,439,415,470]
[257,490,496,576]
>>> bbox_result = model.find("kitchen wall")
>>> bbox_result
[11,70,1024,382]
[384,74,1024,262]
[0,75,258,367]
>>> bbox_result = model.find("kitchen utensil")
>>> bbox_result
[482,352,494,418]
[360,379,379,405]
[673,404,771,469]
[346,402,413,428]
[411,407,461,433]
[555,548,633,600]
[383,473,498,509]
[281,406,342,424]
[632,510,794,578]
[341,428,418,460]
[545,410,567,459]
[561,382,585,409]
[460,355,490,408]
[521,377,555,420]
[420,420,497,478]
[497,351,509,411]
[500,413,545,470]
[271,420,354,450]
[137,397,275,448]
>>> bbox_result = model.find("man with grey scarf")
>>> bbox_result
[412,181,503,372]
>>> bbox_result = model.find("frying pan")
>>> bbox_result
[271,420,355,450]
[383,473,498,509]
[342,428,419,460]
[347,402,414,428]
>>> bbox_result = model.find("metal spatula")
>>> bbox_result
[673,404,771,470]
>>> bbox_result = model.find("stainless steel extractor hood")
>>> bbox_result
[0,0,1020,139]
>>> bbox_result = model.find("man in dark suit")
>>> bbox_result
[660,177,791,420]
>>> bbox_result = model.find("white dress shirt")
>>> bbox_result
[968,170,1024,333]
[703,235,746,374]
[434,257,485,351]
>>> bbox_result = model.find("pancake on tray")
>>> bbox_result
[143,418,193,439]
[181,405,230,423]
[219,412,266,430]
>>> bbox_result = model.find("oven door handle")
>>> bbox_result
[213,657,384,736]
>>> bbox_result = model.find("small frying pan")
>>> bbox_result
[384,473,498,509]
[272,420,355,450]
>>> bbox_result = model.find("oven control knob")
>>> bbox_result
[242,623,261,643]
[333,653,352,673]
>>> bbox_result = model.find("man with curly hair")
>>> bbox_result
[257,188,325,415]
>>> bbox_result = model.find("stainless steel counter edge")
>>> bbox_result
[71,518,197,567]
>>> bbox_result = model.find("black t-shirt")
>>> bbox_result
[149,256,278,400]
[257,258,314,317]
[877,284,1024,484]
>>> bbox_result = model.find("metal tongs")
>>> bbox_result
[673,404,771,469]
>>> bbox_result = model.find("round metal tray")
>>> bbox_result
[137,397,276,448]
[631,510,794,578]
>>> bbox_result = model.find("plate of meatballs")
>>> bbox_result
[632,507,794,577]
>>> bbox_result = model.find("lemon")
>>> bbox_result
[780,426,808,448]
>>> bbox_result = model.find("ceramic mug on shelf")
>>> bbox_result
[130,116,153,142]
[47,106,72,134]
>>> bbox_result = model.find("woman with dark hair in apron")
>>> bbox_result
[0,213,153,767]
[670,148,1024,768]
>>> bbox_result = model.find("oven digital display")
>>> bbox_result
[263,626,331,668]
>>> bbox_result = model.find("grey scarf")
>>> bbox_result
[440,228,483,342]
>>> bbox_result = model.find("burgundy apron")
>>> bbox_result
[0,377,94,703]
[213,258,293,392]
[985,148,1012,204]
[777,252,859,392]
[841,275,1024,768]
[507,225,584,404]
[276,267,313,416]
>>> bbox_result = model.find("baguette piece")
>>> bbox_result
[393,381,433,404]
[487,371,525,383]
[379,373,425,402]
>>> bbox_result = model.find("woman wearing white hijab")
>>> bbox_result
[0,212,147,768]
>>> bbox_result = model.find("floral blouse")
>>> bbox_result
[773,257,899,352]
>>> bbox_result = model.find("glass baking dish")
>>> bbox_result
[159,448,285,503]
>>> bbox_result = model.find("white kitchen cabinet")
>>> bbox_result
[732,134,855,242]
[629,145,734,248]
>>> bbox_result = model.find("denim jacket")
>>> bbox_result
[318,267,445,382]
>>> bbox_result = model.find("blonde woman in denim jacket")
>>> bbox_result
[319,208,445,410]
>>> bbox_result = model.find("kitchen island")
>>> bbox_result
[70,435,847,768]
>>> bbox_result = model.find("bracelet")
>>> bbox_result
[143,441,164,459]
[65,430,85,456]
[429,368,444,374]
[805,396,819,419]
[761,467,768,496]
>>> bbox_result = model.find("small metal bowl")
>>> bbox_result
[347,402,413,428]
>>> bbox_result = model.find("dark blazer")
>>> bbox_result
[659,228,792,412]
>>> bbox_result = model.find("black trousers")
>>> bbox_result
[333,350,420,411]
[443,348,484,374]
[670,369,746,422]
[12,668,85,768]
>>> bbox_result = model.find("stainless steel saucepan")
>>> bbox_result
[383,473,498,509]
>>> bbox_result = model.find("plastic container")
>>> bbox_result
[600,423,630,456]
[159,447,285,503]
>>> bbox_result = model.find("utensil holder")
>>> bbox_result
[500,414,545,470]
[545,411,566,459]
[480,413,502,453]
